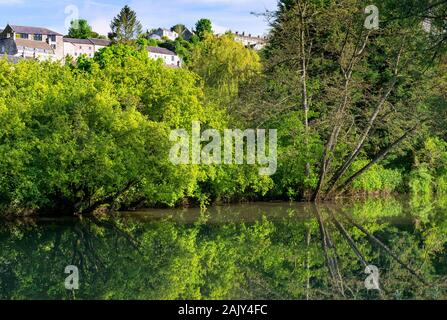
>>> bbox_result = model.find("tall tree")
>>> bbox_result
[67,19,93,39]
[195,18,212,40]
[109,5,143,43]
[245,0,447,201]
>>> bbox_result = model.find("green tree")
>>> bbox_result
[189,33,261,109]
[244,0,447,201]
[109,5,143,43]
[194,18,212,40]
[67,19,93,39]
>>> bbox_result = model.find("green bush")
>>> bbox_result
[348,160,402,194]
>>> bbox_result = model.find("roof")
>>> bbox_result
[10,25,62,36]
[147,46,176,56]
[63,38,111,46]
[15,38,54,52]
[234,33,267,43]
[180,28,193,39]
[89,38,111,46]
[148,34,162,40]
[63,38,93,45]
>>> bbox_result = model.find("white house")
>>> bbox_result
[63,38,111,59]
[149,28,179,41]
[233,32,267,51]
[147,46,182,68]
[0,24,64,61]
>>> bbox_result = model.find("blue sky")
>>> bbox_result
[0,0,278,36]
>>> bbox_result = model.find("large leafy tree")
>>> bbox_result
[109,5,143,43]
[67,19,93,39]
[195,18,212,40]
[0,42,271,215]
[189,33,261,109]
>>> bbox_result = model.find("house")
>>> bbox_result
[149,28,179,41]
[233,31,267,51]
[0,24,64,59]
[147,46,181,67]
[63,38,111,58]
[181,28,194,41]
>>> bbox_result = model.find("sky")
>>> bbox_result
[0,0,278,36]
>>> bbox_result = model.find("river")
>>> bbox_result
[1,196,446,299]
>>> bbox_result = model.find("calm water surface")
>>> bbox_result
[1,197,446,300]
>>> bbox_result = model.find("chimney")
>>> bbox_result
[242,31,245,36]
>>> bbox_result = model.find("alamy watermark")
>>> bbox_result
[364,5,379,30]
[64,265,79,290]
[364,265,380,290]
[169,122,277,176]
[64,5,80,31]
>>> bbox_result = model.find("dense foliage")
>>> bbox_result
[0,45,271,216]
[1,1,447,216]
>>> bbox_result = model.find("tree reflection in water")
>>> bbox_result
[1,197,446,300]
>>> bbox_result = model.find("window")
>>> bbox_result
[16,33,29,39]
[80,46,82,49]
[34,34,42,41]
[51,44,56,50]
[171,56,174,61]
[48,35,56,42]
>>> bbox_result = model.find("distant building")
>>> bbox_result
[149,28,179,41]
[178,28,194,41]
[0,23,183,68]
[233,32,267,51]
[147,46,182,67]
[0,24,63,60]
[63,38,111,58]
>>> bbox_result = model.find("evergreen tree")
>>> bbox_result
[109,5,143,43]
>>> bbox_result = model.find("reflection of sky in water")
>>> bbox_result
[1,197,446,300]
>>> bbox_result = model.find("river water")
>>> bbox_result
[1,197,446,299]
